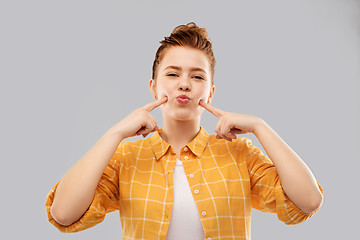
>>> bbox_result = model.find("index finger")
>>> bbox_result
[143,96,168,112]
[199,99,224,118]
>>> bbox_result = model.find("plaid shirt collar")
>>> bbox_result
[150,126,210,160]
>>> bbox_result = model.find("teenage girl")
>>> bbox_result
[46,22,323,239]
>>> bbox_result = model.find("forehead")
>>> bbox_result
[159,46,210,73]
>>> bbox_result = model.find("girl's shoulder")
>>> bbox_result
[207,134,251,148]
[118,137,152,150]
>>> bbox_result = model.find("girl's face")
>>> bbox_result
[149,46,215,121]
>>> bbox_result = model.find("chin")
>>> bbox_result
[162,104,203,119]
[168,110,202,121]
[172,115,195,121]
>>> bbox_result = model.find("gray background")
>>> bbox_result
[1,0,359,239]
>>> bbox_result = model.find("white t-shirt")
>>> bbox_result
[166,158,205,239]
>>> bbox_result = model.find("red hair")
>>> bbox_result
[152,22,216,85]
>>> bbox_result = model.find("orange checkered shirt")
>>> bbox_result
[45,126,323,239]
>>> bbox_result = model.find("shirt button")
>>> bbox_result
[184,156,189,160]
[189,174,194,178]
[194,189,199,194]
[202,211,207,216]
[184,147,188,152]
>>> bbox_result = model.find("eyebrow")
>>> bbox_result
[163,65,207,73]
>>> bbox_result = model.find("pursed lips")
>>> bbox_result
[177,94,190,100]
[176,94,190,104]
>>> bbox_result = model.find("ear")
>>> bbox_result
[207,85,215,103]
[149,79,157,99]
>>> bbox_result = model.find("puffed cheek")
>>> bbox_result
[156,88,169,99]
[198,97,210,104]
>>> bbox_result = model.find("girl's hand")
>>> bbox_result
[112,96,168,139]
[199,99,263,141]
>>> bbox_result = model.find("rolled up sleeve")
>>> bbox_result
[243,138,324,225]
[274,179,323,224]
[45,154,122,232]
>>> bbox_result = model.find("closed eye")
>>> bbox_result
[167,73,178,77]
[193,76,204,80]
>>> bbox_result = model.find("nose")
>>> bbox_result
[178,78,191,92]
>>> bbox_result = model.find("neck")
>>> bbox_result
[160,115,201,150]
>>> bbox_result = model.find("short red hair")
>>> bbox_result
[152,22,216,85]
